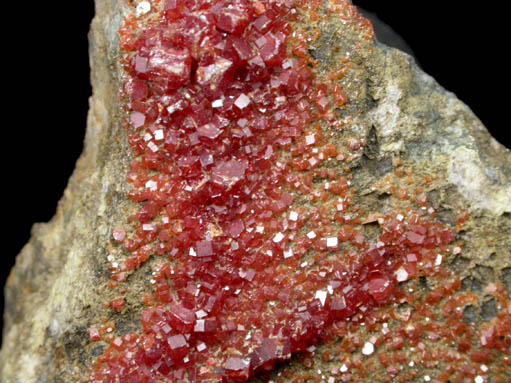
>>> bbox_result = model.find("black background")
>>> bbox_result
[1,2,509,342]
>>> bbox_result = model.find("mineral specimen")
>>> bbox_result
[1,0,510,382]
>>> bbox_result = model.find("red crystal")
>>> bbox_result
[88,328,101,342]
[366,275,393,301]
[211,159,248,186]
[112,227,126,242]
[406,231,425,244]
[224,357,250,379]
[130,111,145,128]
[257,32,286,66]
[213,3,252,36]
[196,240,213,257]
[110,297,125,312]
[196,58,233,90]
[168,334,187,350]
[144,47,192,88]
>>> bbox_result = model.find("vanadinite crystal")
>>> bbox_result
[86,1,511,382]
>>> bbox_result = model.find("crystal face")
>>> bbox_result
[87,0,511,382]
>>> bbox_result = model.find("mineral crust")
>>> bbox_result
[1,1,510,382]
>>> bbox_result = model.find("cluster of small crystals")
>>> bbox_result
[245,172,511,383]
[86,0,510,382]
[261,267,511,383]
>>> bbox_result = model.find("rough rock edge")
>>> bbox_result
[1,1,129,381]
[367,42,510,216]
[1,0,510,382]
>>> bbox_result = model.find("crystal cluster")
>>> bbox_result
[86,1,510,382]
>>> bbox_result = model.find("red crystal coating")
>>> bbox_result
[87,1,511,382]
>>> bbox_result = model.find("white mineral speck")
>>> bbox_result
[283,248,293,259]
[212,99,223,108]
[136,1,151,16]
[315,290,327,306]
[154,129,164,140]
[195,310,207,319]
[194,320,205,332]
[273,232,284,243]
[362,341,374,355]
[148,141,159,152]
[435,254,443,266]
[326,237,338,248]
[395,267,409,282]
[234,94,250,109]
